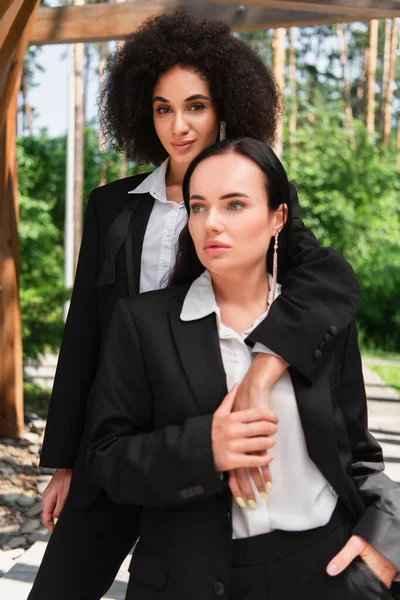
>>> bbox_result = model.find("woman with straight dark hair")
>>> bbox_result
[88,139,400,600]
[30,11,363,600]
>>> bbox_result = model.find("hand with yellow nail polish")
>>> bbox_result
[235,497,247,509]
[229,354,285,506]
[212,385,277,474]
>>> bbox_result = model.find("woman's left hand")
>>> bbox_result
[327,534,398,589]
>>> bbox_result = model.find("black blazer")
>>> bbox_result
[40,174,361,508]
[87,287,400,600]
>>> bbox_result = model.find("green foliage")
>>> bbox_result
[283,118,400,350]
[17,128,136,359]
[18,192,67,359]
[23,382,52,419]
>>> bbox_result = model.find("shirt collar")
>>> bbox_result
[181,270,281,328]
[181,270,217,322]
[128,159,169,202]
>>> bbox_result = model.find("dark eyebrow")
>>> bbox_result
[153,94,210,104]
[189,193,250,201]
[184,94,210,102]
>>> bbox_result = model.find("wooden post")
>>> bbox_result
[337,23,356,150]
[0,0,40,438]
[272,27,286,158]
[288,28,297,149]
[366,19,378,139]
[380,19,391,136]
[382,18,398,146]
[0,94,24,438]
[73,0,85,271]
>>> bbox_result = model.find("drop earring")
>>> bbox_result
[219,121,226,142]
[271,230,279,302]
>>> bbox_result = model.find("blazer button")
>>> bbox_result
[314,349,322,360]
[328,325,338,336]
[214,581,226,596]
[324,333,333,343]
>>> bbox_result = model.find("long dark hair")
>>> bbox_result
[170,138,292,286]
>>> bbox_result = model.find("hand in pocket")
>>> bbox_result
[326,534,397,592]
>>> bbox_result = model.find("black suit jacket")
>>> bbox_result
[87,287,400,600]
[40,174,361,508]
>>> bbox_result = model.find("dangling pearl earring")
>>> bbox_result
[219,121,226,141]
[271,230,279,302]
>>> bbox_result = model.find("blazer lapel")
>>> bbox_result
[169,310,228,416]
[291,370,356,517]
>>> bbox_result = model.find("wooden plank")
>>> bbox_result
[0,0,24,49]
[0,94,24,439]
[232,14,376,32]
[30,0,177,45]
[0,1,40,133]
[0,0,40,74]
[0,0,19,23]
[211,0,400,18]
[29,0,400,45]
[186,3,372,31]
[0,0,39,439]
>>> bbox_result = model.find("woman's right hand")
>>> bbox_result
[42,468,72,532]
[212,384,277,474]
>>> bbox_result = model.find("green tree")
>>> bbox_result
[17,128,137,359]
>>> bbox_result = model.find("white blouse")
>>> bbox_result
[181,270,338,539]
[128,160,187,294]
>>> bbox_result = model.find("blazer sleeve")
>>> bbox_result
[339,322,400,571]
[87,299,225,506]
[40,192,101,469]
[248,184,361,383]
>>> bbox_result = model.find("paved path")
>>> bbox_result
[1,364,399,599]
[362,361,400,484]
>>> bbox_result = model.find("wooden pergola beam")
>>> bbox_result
[0,0,40,439]
[29,0,400,46]
[30,0,178,46]
[212,0,400,19]
[0,0,24,49]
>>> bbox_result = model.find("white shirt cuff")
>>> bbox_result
[251,343,281,359]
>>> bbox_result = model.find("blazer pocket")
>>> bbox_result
[345,556,393,599]
[128,551,169,589]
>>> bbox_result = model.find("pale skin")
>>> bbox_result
[188,151,397,588]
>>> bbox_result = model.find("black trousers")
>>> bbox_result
[229,504,394,600]
[27,491,140,600]
[28,495,398,600]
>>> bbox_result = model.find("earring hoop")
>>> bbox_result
[219,121,226,142]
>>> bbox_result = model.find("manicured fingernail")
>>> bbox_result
[327,564,337,576]
[260,492,269,501]
[248,500,257,510]
[54,518,58,525]
[266,482,273,492]
[235,497,246,509]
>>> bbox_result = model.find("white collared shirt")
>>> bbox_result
[128,160,188,293]
[181,270,338,539]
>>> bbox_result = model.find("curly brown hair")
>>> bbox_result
[101,10,282,165]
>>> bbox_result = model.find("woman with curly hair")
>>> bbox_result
[29,10,361,600]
